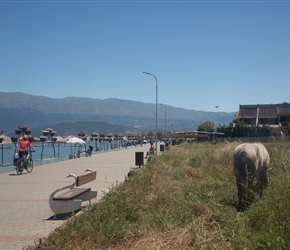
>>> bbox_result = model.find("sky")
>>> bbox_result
[0,0,289,113]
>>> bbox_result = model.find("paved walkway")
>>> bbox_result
[0,145,151,250]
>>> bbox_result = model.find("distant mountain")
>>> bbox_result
[0,92,236,136]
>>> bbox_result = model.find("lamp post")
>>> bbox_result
[160,103,167,138]
[143,71,158,156]
[164,106,166,134]
[163,104,167,134]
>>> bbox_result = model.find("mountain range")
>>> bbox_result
[0,92,236,136]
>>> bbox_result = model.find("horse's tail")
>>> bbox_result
[234,153,249,210]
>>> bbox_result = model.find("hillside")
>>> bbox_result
[0,92,236,135]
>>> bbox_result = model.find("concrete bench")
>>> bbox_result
[49,168,97,218]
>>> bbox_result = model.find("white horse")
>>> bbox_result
[233,143,271,210]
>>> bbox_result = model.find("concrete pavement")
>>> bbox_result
[0,145,151,250]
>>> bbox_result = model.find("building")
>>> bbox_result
[236,104,290,136]
[171,131,224,144]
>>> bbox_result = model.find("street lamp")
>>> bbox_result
[162,104,167,133]
[143,71,158,156]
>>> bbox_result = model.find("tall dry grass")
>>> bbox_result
[27,141,290,250]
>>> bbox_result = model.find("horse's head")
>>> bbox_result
[265,167,273,184]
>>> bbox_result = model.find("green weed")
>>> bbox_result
[26,141,290,250]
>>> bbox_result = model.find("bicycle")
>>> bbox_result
[16,150,35,175]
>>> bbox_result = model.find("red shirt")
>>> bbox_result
[19,140,31,152]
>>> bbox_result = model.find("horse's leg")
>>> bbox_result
[234,160,248,211]
[236,180,243,211]
[236,180,242,206]
[236,173,248,211]
[245,159,258,205]
[259,168,268,197]
[247,169,255,203]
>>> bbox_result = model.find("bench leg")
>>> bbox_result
[49,199,82,216]
[76,191,98,205]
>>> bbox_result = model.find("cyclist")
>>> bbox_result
[19,135,35,167]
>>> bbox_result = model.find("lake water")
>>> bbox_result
[0,139,128,166]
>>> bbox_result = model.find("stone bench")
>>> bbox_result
[49,168,97,218]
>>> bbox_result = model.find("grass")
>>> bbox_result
[27,141,290,250]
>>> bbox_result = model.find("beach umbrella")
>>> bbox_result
[55,135,67,143]
[0,134,12,165]
[64,134,77,141]
[66,138,86,144]
[66,137,86,154]
[33,137,41,142]
[0,134,12,144]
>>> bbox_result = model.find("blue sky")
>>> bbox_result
[1,0,289,113]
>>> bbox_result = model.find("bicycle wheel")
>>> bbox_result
[16,160,23,175]
[26,158,33,173]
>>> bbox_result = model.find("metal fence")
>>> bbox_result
[173,136,290,145]
[216,136,290,143]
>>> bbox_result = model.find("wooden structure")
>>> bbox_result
[172,131,224,143]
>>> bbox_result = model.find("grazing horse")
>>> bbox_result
[234,143,271,210]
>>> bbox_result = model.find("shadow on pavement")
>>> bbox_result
[46,209,82,221]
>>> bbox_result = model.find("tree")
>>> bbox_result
[217,119,272,138]
[197,121,215,132]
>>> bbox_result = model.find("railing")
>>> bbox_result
[215,136,290,143]
[174,136,290,145]
[0,138,143,167]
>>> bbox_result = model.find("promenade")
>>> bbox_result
[0,145,150,250]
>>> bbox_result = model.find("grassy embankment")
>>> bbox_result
[27,141,290,250]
